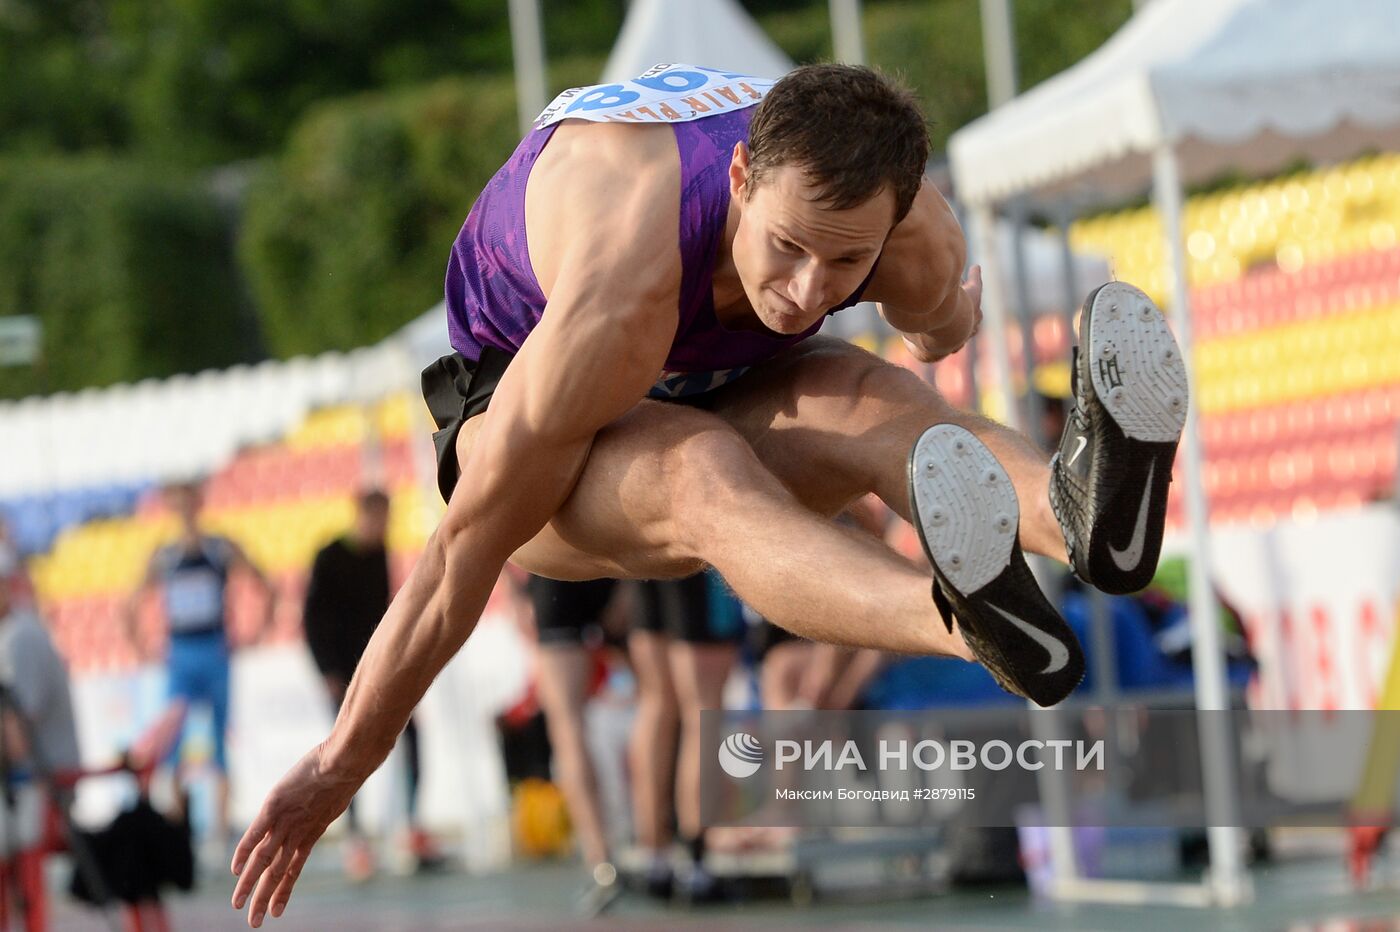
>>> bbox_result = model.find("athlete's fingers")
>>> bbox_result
[232,808,274,876]
[247,842,292,928]
[232,830,281,911]
[268,847,310,919]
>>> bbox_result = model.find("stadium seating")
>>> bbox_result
[22,391,434,672]
[1071,153,1400,529]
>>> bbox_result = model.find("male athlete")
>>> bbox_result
[232,64,1187,926]
[127,481,277,847]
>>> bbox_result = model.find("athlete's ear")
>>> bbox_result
[728,142,750,202]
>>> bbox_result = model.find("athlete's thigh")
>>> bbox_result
[454,399,727,581]
[704,334,968,517]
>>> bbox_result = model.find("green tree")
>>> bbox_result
[0,157,255,398]
[240,77,523,356]
[0,0,131,155]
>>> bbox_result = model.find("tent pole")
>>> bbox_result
[1009,198,1038,436]
[967,206,1018,423]
[828,0,866,65]
[1151,143,1251,907]
[978,0,1019,108]
[1057,213,1124,786]
[971,202,1078,889]
[508,0,548,135]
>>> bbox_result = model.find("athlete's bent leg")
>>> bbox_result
[456,404,970,657]
[706,336,1068,563]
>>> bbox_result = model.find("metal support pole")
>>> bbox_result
[1058,213,1124,796]
[829,0,866,66]
[967,206,1018,426]
[971,202,1078,887]
[507,0,548,135]
[1151,143,1250,906]
[1009,199,1039,435]
[978,0,1019,108]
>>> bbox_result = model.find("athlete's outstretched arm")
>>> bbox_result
[230,126,682,928]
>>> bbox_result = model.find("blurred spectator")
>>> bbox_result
[523,575,626,914]
[122,481,276,846]
[758,629,884,713]
[303,489,440,881]
[0,541,80,931]
[628,572,744,903]
[0,520,34,609]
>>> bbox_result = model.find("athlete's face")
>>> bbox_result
[728,145,894,335]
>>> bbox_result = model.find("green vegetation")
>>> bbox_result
[240,78,522,357]
[0,157,257,397]
[0,0,1133,395]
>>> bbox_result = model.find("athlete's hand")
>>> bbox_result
[231,743,362,927]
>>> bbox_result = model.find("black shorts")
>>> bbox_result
[527,574,740,646]
[421,348,724,504]
[527,576,619,647]
[748,617,805,662]
[422,347,514,504]
[634,574,743,645]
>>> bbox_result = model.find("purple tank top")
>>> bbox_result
[443,106,871,398]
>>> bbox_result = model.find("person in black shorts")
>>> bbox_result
[527,570,741,906]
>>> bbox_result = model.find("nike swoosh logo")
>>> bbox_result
[1109,460,1155,572]
[989,605,1070,675]
[1067,435,1088,467]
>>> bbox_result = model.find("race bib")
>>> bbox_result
[166,568,225,632]
[535,64,776,129]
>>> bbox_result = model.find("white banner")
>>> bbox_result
[1165,503,1400,712]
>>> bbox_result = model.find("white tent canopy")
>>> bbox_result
[947,0,1400,908]
[950,0,1400,209]
[602,0,795,82]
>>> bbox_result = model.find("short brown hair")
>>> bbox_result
[746,64,929,222]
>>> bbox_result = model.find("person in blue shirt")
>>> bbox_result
[125,482,277,846]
